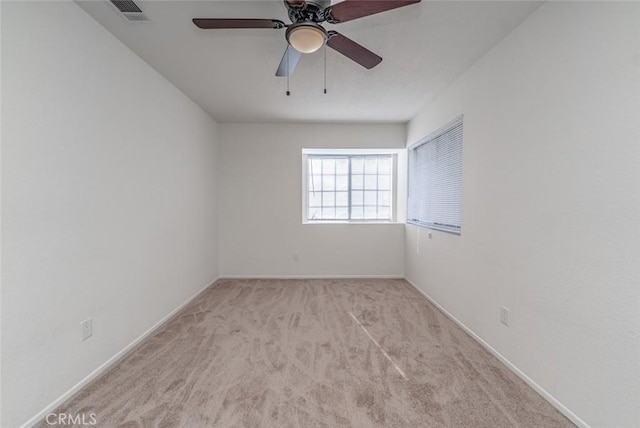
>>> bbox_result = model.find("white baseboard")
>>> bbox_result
[219,274,405,279]
[23,276,585,427]
[20,277,220,428]
[403,278,590,428]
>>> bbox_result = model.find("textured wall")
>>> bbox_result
[405,2,640,427]
[1,2,220,426]
[218,123,406,278]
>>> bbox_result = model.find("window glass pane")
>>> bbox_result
[364,157,377,174]
[310,158,322,173]
[378,157,391,174]
[364,206,377,219]
[306,154,395,223]
[351,206,364,219]
[336,159,349,175]
[378,206,390,219]
[352,175,364,189]
[364,191,377,205]
[336,175,348,191]
[308,207,321,220]
[336,207,349,219]
[310,175,322,191]
[364,175,377,189]
[308,192,322,207]
[378,175,390,190]
[336,191,348,206]
[351,191,363,205]
[378,191,390,206]
[322,207,335,219]
[351,157,364,174]
[322,158,336,174]
[322,175,335,191]
[323,192,335,206]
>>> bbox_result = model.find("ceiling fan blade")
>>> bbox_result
[326,0,421,24]
[192,18,286,29]
[327,31,382,69]
[276,45,303,77]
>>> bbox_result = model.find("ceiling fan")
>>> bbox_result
[193,0,421,77]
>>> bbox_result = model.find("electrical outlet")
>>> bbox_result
[81,318,93,341]
[500,306,510,326]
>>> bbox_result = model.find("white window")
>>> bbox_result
[303,152,396,222]
[408,116,463,234]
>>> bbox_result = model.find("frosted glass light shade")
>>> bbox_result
[287,25,326,54]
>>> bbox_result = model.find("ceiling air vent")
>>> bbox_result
[109,0,148,22]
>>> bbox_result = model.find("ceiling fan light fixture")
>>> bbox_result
[286,23,327,54]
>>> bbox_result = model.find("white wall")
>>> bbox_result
[405,2,640,427]
[1,2,219,427]
[219,123,405,278]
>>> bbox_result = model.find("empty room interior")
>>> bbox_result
[1,0,639,427]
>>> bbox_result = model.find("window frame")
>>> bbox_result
[407,115,464,235]
[302,149,400,224]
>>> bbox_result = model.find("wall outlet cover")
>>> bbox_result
[81,318,93,341]
[500,306,510,326]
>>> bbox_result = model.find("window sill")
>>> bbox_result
[303,221,403,225]
[407,220,461,235]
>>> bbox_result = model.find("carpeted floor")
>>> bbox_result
[37,279,574,427]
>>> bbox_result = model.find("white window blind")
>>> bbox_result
[408,116,463,234]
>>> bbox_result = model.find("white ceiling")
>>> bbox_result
[77,0,541,123]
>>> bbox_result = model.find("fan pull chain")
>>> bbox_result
[323,45,327,94]
[286,49,291,96]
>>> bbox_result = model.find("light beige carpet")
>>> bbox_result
[37,279,574,427]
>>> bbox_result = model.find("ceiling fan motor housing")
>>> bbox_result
[286,0,331,23]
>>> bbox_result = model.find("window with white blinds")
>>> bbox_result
[408,116,463,234]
